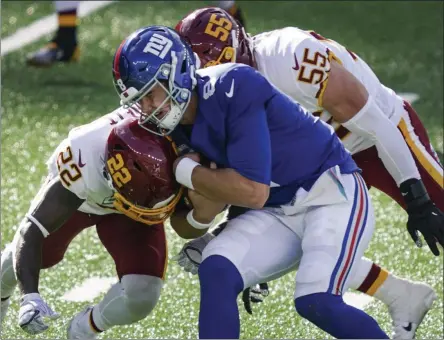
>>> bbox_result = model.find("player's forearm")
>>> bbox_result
[15,222,44,295]
[342,96,420,186]
[170,209,208,239]
[191,166,269,209]
[323,61,420,186]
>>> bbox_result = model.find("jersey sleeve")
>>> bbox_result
[222,66,272,185]
[46,137,88,200]
[291,37,333,110]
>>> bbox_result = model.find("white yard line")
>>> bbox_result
[1,2,421,107]
[62,276,375,311]
[1,1,115,56]
[61,277,117,302]
[398,93,420,104]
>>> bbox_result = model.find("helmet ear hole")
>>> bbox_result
[133,161,142,172]
[181,59,187,73]
[192,19,202,29]
[114,143,125,151]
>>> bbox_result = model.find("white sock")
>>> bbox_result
[54,1,80,12]
[1,244,17,299]
[372,273,402,306]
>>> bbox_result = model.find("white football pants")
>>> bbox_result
[203,169,374,299]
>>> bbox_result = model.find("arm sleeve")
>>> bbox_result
[342,95,421,185]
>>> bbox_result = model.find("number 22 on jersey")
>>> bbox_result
[57,146,82,187]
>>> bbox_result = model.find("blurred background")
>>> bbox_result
[1,1,443,339]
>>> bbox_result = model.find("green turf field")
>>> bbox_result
[1,1,443,339]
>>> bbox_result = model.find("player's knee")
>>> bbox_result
[199,255,244,295]
[121,274,163,321]
[294,292,343,322]
[1,243,18,298]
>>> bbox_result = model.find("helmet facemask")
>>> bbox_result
[120,52,196,136]
[112,187,184,225]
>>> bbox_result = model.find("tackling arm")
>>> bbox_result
[191,167,269,209]
[322,60,421,186]
[170,209,208,239]
[322,61,444,255]
[169,186,229,238]
[15,177,84,295]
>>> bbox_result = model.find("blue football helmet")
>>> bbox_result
[112,26,197,135]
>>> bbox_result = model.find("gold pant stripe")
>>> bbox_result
[366,268,388,296]
[59,15,78,27]
[162,232,168,280]
[398,118,444,189]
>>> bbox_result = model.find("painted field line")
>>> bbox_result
[61,277,117,302]
[62,276,375,311]
[1,5,421,109]
[399,93,420,104]
[1,1,116,57]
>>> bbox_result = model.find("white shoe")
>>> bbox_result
[67,306,98,339]
[388,280,437,339]
[1,298,11,325]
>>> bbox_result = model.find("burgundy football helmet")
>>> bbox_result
[175,7,254,68]
[106,118,183,225]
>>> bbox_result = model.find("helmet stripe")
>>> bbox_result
[113,39,127,80]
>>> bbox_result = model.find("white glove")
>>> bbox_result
[18,293,60,335]
[172,233,215,275]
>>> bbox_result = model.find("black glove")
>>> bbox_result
[401,179,444,256]
[242,283,269,315]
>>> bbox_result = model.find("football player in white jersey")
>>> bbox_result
[173,7,444,338]
[26,1,80,67]
[0,107,206,338]
[25,1,245,67]
[176,8,444,248]
[112,25,439,339]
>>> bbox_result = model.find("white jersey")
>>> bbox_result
[45,106,139,215]
[253,27,404,155]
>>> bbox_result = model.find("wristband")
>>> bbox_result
[400,178,430,209]
[175,158,200,190]
[21,293,42,304]
[26,214,50,238]
[186,209,215,230]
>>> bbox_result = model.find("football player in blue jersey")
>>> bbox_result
[110,26,434,339]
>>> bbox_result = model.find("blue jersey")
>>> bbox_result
[173,63,358,207]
